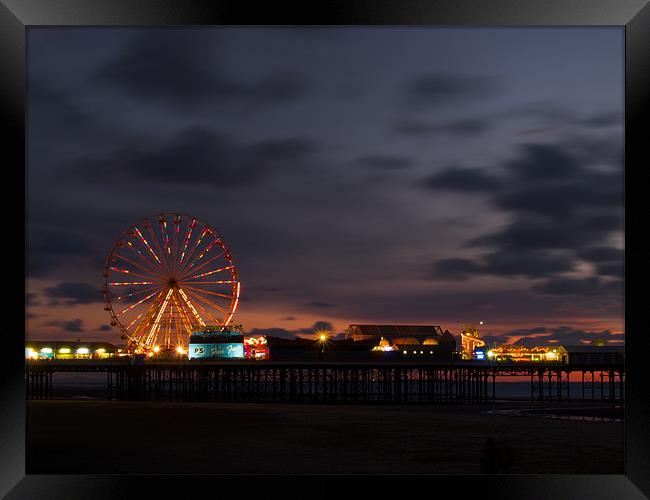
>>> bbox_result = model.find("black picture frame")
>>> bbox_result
[4,1,649,498]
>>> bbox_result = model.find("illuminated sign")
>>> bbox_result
[188,343,244,359]
[243,336,269,360]
[474,347,487,360]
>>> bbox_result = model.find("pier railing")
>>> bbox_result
[25,360,625,404]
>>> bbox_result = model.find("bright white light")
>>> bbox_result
[40,347,53,354]
[487,350,495,358]
[76,348,90,355]
[95,348,106,354]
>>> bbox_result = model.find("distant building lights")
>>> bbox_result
[153,346,160,353]
[176,346,185,354]
[59,348,71,354]
[487,350,495,358]
[95,348,106,354]
[413,350,417,354]
[40,347,53,354]
[403,350,407,354]
[76,347,89,355]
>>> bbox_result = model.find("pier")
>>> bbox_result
[25,360,625,404]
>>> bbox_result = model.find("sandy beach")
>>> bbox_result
[27,400,623,474]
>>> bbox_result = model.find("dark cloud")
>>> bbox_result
[306,301,336,309]
[504,327,550,336]
[247,327,293,338]
[533,276,622,296]
[408,73,498,105]
[566,134,624,167]
[307,321,334,332]
[595,261,624,277]
[421,167,502,192]
[62,127,317,188]
[27,225,95,277]
[581,111,623,128]
[431,258,484,281]
[490,144,623,220]
[355,155,414,170]
[395,118,490,137]
[281,316,297,321]
[481,335,511,347]
[247,321,336,340]
[44,318,85,333]
[542,326,622,345]
[576,245,624,279]
[423,137,622,290]
[504,102,623,130]
[94,324,112,332]
[43,282,103,306]
[431,250,575,280]
[496,182,621,219]
[506,143,583,181]
[26,293,39,306]
[482,250,575,278]
[94,31,311,109]
[500,325,622,346]
[505,101,575,123]
[467,213,621,253]
[577,246,624,263]
[516,127,556,136]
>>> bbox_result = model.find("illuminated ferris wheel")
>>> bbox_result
[102,213,241,353]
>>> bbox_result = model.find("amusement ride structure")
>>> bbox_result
[102,213,240,354]
[460,323,485,359]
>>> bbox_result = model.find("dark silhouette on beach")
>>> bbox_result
[481,437,514,473]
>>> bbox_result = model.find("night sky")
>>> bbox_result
[26,27,624,346]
